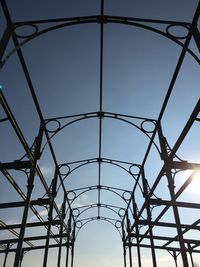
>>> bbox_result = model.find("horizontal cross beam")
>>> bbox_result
[126,242,200,253]
[0,160,32,170]
[130,233,200,245]
[0,220,61,230]
[0,242,72,253]
[0,198,50,209]
[137,219,200,231]
[149,198,200,209]
[0,233,69,245]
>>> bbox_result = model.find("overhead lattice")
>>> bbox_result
[0,1,200,267]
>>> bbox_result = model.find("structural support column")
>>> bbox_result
[141,169,157,267]
[3,252,8,267]
[188,244,195,267]
[57,195,67,267]
[14,124,44,267]
[19,250,25,267]
[158,124,189,267]
[193,24,200,52]
[122,225,127,267]
[65,244,70,267]
[3,244,9,267]
[70,225,76,267]
[172,251,178,267]
[43,167,58,267]
[126,213,133,267]
[0,25,12,66]
[132,196,142,267]
[65,213,72,267]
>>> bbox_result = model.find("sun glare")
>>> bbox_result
[188,172,200,194]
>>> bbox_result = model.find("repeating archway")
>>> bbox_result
[0,2,199,267]
[2,15,199,67]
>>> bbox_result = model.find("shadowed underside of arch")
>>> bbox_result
[0,1,200,267]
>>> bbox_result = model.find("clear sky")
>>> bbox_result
[0,1,200,267]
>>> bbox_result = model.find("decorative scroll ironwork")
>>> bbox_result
[0,1,199,267]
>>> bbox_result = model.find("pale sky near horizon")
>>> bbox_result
[0,1,200,267]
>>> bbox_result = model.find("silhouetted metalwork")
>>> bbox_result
[0,0,200,267]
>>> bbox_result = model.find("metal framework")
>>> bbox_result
[0,1,200,267]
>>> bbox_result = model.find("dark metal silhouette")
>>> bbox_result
[0,0,199,266]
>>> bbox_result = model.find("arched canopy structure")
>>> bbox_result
[0,1,200,267]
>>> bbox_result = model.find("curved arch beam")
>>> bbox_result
[74,216,123,238]
[2,15,199,67]
[71,203,124,220]
[57,158,143,193]
[42,112,161,157]
[66,186,132,208]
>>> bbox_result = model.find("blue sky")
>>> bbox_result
[0,1,200,267]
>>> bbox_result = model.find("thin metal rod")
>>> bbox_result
[173,252,178,267]
[132,196,142,267]
[65,246,70,267]
[193,25,200,52]
[13,125,43,267]
[188,244,195,267]
[66,213,72,267]
[19,252,24,267]
[57,196,67,267]
[158,124,189,267]
[70,226,76,267]
[122,225,127,267]
[129,243,200,253]
[141,169,157,267]
[43,169,58,267]
[126,213,133,267]
[0,25,12,63]
[97,0,105,216]
[123,246,127,267]
[3,251,8,267]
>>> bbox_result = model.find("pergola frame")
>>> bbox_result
[0,1,200,267]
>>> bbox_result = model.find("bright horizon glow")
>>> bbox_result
[189,171,200,194]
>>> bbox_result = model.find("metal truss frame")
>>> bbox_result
[0,0,200,267]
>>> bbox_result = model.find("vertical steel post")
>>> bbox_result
[19,250,24,267]
[43,167,58,267]
[3,243,11,267]
[70,225,75,267]
[42,208,53,266]
[3,253,8,267]
[158,124,189,267]
[14,124,43,267]
[141,169,157,267]
[0,25,12,66]
[3,247,9,267]
[65,213,72,267]
[123,244,127,267]
[188,244,195,267]
[57,195,67,267]
[172,251,178,267]
[189,253,195,267]
[126,212,133,267]
[193,25,200,52]
[132,196,142,267]
[71,245,74,267]
[65,244,70,267]
[122,225,127,267]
